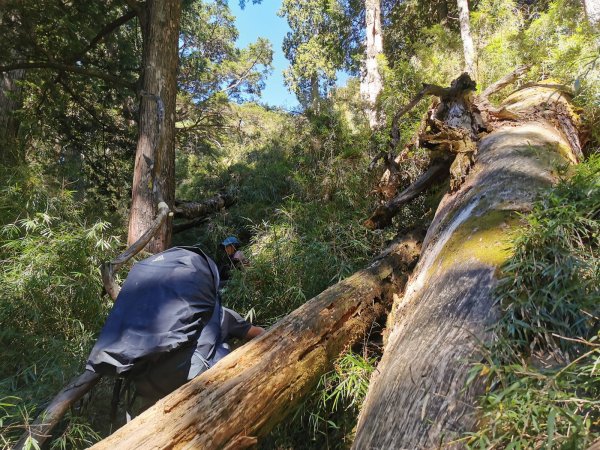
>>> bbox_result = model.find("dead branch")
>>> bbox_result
[14,371,102,450]
[101,202,170,301]
[480,64,530,100]
[365,158,451,230]
[173,191,235,220]
[173,217,209,234]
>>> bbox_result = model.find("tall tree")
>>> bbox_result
[583,0,600,26]
[127,0,181,253]
[360,0,383,129]
[0,69,24,164]
[457,0,475,75]
[279,0,346,110]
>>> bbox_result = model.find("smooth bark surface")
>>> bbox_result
[89,235,422,450]
[127,0,181,253]
[457,0,475,75]
[353,84,580,449]
[14,371,101,450]
[360,0,383,128]
[584,0,600,26]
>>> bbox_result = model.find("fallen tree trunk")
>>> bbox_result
[352,83,581,448]
[89,233,422,449]
[173,191,235,219]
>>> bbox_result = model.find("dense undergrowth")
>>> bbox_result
[0,167,121,448]
[1,0,599,448]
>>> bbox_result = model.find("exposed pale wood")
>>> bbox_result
[101,202,170,300]
[353,84,580,449]
[360,0,384,129]
[14,371,101,450]
[89,234,423,450]
[457,0,475,75]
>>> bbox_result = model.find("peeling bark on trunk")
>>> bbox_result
[127,0,181,254]
[360,0,383,129]
[89,235,422,450]
[457,0,475,75]
[352,84,580,449]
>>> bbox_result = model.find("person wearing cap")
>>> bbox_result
[222,236,250,269]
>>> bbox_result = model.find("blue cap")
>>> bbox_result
[221,236,241,247]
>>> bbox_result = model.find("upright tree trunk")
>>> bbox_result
[584,0,600,27]
[437,0,449,24]
[0,69,25,165]
[352,84,580,448]
[457,0,475,75]
[360,0,383,129]
[88,235,422,450]
[310,73,320,112]
[127,0,181,253]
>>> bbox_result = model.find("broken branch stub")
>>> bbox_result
[101,202,170,300]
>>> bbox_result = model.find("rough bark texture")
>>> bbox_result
[127,0,181,253]
[0,69,25,164]
[89,235,422,450]
[352,84,580,449]
[360,0,383,128]
[457,0,475,75]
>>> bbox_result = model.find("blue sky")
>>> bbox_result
[230,1,348,110]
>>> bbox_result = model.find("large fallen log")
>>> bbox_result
[89,233,422,449]
[352,82,581,448]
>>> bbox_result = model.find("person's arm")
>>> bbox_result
[244,325,265,340]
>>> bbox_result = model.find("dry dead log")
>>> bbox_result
[89,233,423,450]
[174,191,235,220]
[352,82,581,448]
[368,69,537,229]
[14,371,101,450]
[171,192,236,233]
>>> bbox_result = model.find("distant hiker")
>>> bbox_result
[86,246,264,415]
[219,236,250,285]
[222,235,250,268]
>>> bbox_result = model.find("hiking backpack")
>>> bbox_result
[86,246,224,405]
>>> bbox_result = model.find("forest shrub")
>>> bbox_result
[0,167,120,448]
